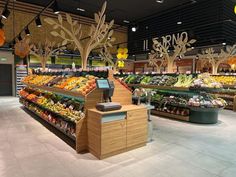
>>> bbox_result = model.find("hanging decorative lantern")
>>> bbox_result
[228,56,236,65]
[0,29,6,47]
[14,38,30,58]
[116,48,128,68]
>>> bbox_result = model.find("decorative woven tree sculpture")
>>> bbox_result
[152,32,196,73]
[99,46,115,68]
[198,45,236,74]
[44,1,115,70]
[148,50,167,73]
[30,40,64,71]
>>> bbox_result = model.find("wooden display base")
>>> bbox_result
[151,110,190,122]
[87,105,148,159]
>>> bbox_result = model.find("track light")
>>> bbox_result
[156,0,164,3]
[52,1,60,14]
[25,27,30,36]
[35,16,42,27]
[1,7,10,19]
[18,35,22,41]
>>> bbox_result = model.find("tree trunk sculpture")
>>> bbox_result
[198,45,236,74]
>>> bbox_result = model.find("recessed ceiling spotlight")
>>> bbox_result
[123,20,130,23]
[177,21,182,25]
[191,47,194,49]
[222,42,226,45]
[156,0,164,3]
[77,8,85,12]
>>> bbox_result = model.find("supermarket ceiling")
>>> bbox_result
[17,0,205,24]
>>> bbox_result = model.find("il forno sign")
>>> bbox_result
[143,32,189,51]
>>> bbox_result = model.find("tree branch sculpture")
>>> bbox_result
[30,39,64,71]
[198,45,236,74]
[148,50,167,73]
[44,1,115,70]
[99,46,116,69]
[152,32,196,73]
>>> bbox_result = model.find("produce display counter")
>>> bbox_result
[87,105,147,159]
[19,72,148,159]
[125,83,226,124]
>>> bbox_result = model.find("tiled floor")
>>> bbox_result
[1,97,236,177]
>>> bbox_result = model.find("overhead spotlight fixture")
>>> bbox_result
[35,16,42,27]
[222,42,226,46]
[25,27,30,36]
[18,34,22,41]
[132,54,136,57]
[52,0,60,14]
[156,0,164,3]
[177,21,182,25]
[123,20,130,24]
[191,0,197,4]
[1,7,10,19]
[191,47,194,49]
[77,8,85,12]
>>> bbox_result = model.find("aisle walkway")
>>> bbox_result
[1,97,236,177]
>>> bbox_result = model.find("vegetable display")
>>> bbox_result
[174,75,194,87]
[188,94,227,108]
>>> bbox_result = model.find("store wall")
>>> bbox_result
[0,51,15,96]
[0,1,128,54]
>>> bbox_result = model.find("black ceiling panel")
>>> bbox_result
[128,0,236,54]
[17,0,202,24]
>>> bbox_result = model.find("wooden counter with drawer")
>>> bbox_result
[87,105,148,159]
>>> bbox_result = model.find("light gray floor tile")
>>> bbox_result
[1,97,236,177]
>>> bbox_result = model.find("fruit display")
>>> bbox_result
[19,88,85,123]
[192,73,222,88]
[188,94,227,108]
[20,98,76,138]
[22,75,56,86]
[211,76,236,86]
[22,74,97,95]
